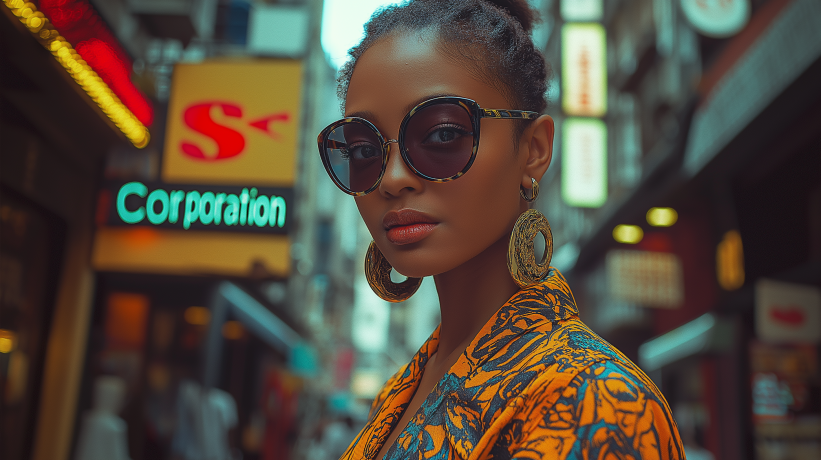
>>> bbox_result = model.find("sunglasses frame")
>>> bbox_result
[317,96,540,196]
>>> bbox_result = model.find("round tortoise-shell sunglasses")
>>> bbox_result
[317,96,540,196]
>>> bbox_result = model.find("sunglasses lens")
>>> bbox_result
[404,102,475,179]
[324,121,383,193]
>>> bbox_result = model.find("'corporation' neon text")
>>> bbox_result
[116,181,286,230]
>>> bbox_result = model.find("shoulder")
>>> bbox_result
[515,319,685,460]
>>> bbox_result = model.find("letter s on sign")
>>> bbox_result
[181,102,246,161]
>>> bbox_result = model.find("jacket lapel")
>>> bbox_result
[344,327,440,460]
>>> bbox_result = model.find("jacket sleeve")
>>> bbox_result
[512,360,685,460]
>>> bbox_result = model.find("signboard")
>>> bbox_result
[562,23,607,117]
[248,5,310,56]
[607,250,684,308]
[756,279,821,344]
[98,181,293,234]
[560,0,603,22]
[681,0,750,38]
[93,60,302,277]
[750,342,819,423]
[92,228,290,277]
[562,117,607,208]
[163,60,302,186]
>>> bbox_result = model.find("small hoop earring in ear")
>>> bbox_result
[508,209,553,288]
[520,177,539,202]
[365,241,422,302]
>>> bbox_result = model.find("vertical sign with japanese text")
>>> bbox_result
[562,23,608,117]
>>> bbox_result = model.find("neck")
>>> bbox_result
[432,232,520,362]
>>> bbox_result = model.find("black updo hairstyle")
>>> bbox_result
[337,0,550,143]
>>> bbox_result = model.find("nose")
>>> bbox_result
[378,139,422,197]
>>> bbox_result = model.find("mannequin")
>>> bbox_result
[74,376,131,460]
[172,380,237,460]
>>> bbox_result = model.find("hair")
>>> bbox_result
[337,0,550,141]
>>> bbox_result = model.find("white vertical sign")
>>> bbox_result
[756,279,821,344]
[562,23,608,117]
[562,117,608,208]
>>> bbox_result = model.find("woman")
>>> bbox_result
[316,1,685,459]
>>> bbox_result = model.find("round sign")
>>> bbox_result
[681,0,751,38]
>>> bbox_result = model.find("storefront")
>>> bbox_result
[567,0,821,459]
[71,58,312,460]
[1,2,151,459]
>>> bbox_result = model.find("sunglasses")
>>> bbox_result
[317,96,540,196]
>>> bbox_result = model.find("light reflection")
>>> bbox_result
[0,329,18,353]
[647,207,678,227]
[613,224,644,244]
[184,306,211,326]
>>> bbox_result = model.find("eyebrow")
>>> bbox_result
[345,92,461,122]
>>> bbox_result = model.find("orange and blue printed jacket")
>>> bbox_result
[341,269,685,460]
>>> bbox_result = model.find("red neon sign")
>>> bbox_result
[180,101,290,161]
[41,0,154,126]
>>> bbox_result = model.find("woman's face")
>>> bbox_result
[345,31,550,278]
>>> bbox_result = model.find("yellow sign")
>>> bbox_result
[607,250,684,309]
[93,227,290,277]
[162,60,303,186]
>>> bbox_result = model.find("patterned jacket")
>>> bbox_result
[341,269,685,460]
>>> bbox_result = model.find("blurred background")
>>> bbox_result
[1,0,819,459]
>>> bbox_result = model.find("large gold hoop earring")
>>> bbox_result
[520,177,539,202]
[365,241,422,302]
[508,209,553,288]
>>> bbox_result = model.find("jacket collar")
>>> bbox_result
[358,268,578,459]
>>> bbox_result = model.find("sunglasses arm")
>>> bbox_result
[480,109,540,120]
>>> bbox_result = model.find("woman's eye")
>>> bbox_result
[422,126,469,145]
[347,143,380,160]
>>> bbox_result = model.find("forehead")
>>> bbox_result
[345,31,508,122]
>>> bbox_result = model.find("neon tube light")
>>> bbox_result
[3,0,150,148]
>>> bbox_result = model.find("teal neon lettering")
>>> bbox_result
[239,188,249,226]
[169,190,185,223]
[224,194,239,226]
[184,191,201,229]
[214,193,226,225]
[248,187,258,224]
[199,192,215,225]
[116,185,284,230]
[252,195,270,227]
[116,181,147,224]
[146,189,169,225]
[270,196,286,228]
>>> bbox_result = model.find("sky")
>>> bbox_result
[321,0,406,70]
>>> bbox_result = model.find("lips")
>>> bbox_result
[383,209,438,245]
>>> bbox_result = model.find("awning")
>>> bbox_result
[638,313,734,372]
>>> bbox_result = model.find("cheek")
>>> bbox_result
[432,129,523,251]
[449,147,521,231]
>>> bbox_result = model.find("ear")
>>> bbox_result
[520,115,554,189]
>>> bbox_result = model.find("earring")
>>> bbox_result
[365,241,422,302]
[520,177,539,202]
[508,209,553,288]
